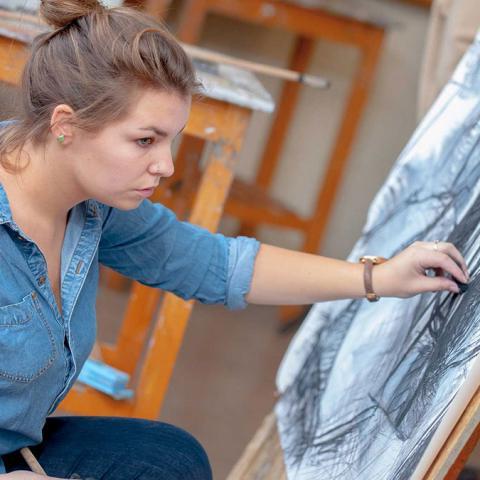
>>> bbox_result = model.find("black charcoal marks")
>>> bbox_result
[275,34,480,480]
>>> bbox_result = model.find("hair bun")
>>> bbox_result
[40,0,105,29]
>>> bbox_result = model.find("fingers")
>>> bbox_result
[420,249,468,284]
[437,242,469,279]
[424,275,460,294]
[416,241,469,280]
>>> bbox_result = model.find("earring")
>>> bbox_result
[57,134,65,144]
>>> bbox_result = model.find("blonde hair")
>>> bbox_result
[0,0,198,171]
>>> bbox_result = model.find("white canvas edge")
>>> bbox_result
[411,355,480,479]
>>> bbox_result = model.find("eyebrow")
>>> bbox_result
[139,126,168,137]
[139,124,187,137]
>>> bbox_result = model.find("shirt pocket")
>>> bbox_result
[0,292,57,383]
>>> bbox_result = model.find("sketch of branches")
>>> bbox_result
[276,33,480,480]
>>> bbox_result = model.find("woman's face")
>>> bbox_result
[70,87,190,210]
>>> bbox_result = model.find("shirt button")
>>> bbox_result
[31,292,37,300]
[75,260,84,274]
[38,275,46,286]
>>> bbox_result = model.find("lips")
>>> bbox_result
[135,187,156,198]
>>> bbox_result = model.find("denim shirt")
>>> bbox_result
[0,122,260,473]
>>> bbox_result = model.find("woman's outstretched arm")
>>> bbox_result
[246,242,469,305]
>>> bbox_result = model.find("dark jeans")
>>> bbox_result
[3,416,213,480]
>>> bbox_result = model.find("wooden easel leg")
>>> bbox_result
[226,411,287,480]
[173,136,205,219]
[131,294,194,419]
[303,30,385,255]
[278,304,310,330]
[425,386,480,479]
[102,267,131,291]
[176,0,209,43]
[105,137,206,372]
[256,36,314,189]
[238,35,315,238]
[152,136,205,219]
[140,0,174,19]
[444,423,480,479]
[101,282,161,375]
[132,140,240,419]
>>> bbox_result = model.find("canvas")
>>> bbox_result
[275,32,480,480]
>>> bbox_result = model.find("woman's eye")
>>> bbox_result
[136,137,154,147]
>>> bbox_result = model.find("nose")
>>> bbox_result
[149,151,174,178]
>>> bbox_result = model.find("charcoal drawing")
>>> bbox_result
[275,33,480,480]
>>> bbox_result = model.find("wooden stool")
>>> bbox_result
[143,0,389,323]
[227,387,480,479]
[0,9,274,418]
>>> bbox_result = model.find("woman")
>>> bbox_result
[0,1,469,479]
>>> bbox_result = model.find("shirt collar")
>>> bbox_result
[0,119,18,225]
[0,182,14,226]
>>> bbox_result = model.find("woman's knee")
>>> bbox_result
[42,416,213,480]
[148,422,212,480]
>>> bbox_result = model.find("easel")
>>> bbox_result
[0,9,273,419]
[226,387,480,479]
[143,0,389,324]
[425,386,480,479]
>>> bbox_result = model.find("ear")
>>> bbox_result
[50,104,75,145]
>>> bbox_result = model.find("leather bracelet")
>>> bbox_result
[359,256,387,302]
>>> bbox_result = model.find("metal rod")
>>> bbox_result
[181,43,330,89]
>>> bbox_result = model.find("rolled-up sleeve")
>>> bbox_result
[98,200,260,309]
[226,236,261,309]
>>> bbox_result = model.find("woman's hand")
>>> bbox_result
[374,241,469,298]
[2,471,64,479]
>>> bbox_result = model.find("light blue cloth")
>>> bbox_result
[0,120,260,473]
